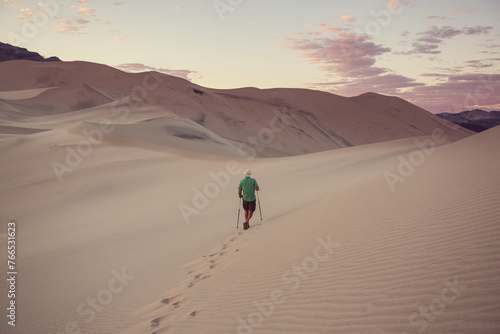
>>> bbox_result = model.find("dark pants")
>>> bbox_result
[242,200,256,212]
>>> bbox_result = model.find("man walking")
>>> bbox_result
[238,170,259,230]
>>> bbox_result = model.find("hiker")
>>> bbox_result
[238,170,259,230]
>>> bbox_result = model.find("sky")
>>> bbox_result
[1,0,500,113]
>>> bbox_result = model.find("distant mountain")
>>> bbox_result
[0,42,61,62]
[436,109,500,133]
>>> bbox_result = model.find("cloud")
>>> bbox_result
[285,27,391,78]
[47,1,99,34]
[115,63,200,82]
[450,5,476,14]
[408,42,440,55]
[398,74,500,112]
[425,16,446,20]
[464,58,500,69]
[448,74,500,82]
[387,0,412,10]
[402,25,494,55]
[3,0,18,7]
[285,22,499,113]
[463,26,493,35]
[338,15,356,22]
[321,26,343,32]
[76,6,96,16]
[75,17,90,25]
[110,29,126,40]
[308,73,424,98]
[50,19,84,33]
[16,7,39,22]
[284,25,428,98]
[420,73,451,78]
[421,26,462,39]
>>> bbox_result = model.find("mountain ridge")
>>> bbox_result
[0,42,61,63]
[436,109,500,132]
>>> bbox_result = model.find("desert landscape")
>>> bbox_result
[1,1,500,333]
[0,58,499,334]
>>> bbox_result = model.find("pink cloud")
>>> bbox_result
[286,28,391,78]
[402,25,493,55]
[338,15,356,22]
[463,26,493,35]
[284,22,499,113]
[16,7,40,22]
[420,73,450,78]
[283,25,430,99]
[387,0,413,13]
[50,19,82,33]
[425,16,446,20]
[47,1,100,34]
[310,73,500,113]
[75,17,90,25]
[400,74,500,113]
[308,73,423,98]
[451,5,476,14]
[422,26,462,39]
[284,25,430,99]
[110,29,125,40]
[76,6,96,16]
[3,0,18,7]
[464,58,500,69]
[321,27,343,32]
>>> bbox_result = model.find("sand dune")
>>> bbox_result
[0,60,498,334]
[119,127,500,334]
[0,124,498,333]
[0,87,55,100]
[0,60,472,155]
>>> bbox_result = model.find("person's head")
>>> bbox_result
[243,170,252,178]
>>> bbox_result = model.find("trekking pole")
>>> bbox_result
[237,197,242,229]
[257,191,262,220]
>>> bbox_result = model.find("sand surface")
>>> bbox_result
[0,60,498,334]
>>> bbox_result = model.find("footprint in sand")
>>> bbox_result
[151,319,160,328]
[159,295,186,311]
[150,314,170,328]
[188,273,211,288]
